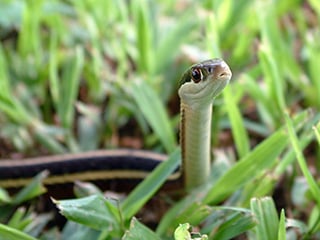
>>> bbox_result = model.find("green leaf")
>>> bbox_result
[174,223,191,240]
[203,128,288,205]
[54,195,120,232]
[133,0,154,75]
[58,46,84,130]
[7,207,30,230]
[121,148,180,219]
[73,181,104,198]
[211,211,256,240]
[122,217,160,240]
[61,221,101,240]
[223,85,250,158]
[0,223,38,240]
[250,197,279,240]
[18,0,42,60]
[278,209,286,240]
[156,188,206,236]
[174,223,208,240]
[12,171,48,205]
[313,123,320,146]
[285,113,320,208]
[160,201,213,235]
[130,80,176,153]
[0,188,11,204]
[155,17,196,74]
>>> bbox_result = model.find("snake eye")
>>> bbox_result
[191,68,202,83]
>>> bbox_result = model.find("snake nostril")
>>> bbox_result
[219,72,227,77]
[218,64,232,78]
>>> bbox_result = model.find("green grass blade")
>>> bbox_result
[0,44,11,98]
[155,17,196,74]
[250,197,279,240]
[130,80,176,153]
[312,122,320,145]
[156,186,206,236]
[0,188,11,204]
[285,113,320,208]
[0,45,32,125]
[132,0,154,75]
[18,0,42,60]
[122,217,161,240]
[12,171,48,205]
[121,148,180,220]
[205,13,221,57]
[223,85,250,158]
[61,221,101,240]
[33,126,67,154]
[0,223,38,240]
[203,128,288,205]
[204,110,313,205]
[258,48,286,116]
[211,211,256,240]
[48,30,59,106]
[58,46,84,129]
[278,209,286,240]
[309,0,320,17]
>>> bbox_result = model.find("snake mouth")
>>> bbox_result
[215,62,232,80]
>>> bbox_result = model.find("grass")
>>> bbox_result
[0,0,320,239]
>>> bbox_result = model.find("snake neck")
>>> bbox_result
[180,101,212,190]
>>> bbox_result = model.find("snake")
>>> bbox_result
[0,59,232,191]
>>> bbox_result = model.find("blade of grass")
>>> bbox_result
[156,185,208,236]
[203,128,288,205]
[223,85,250,158]
[155,17,196,74]
[33,125,67,154]
[132,0,154,76]
[278,209,286,240]
[0,44,11,98]
[309,0,320,16]
[258,47,286,118]
[307,31,320,108]
[12,171,48,205]
[205,13,221,57]
[204,110,313,205]
[0,223,37,240]
[250,197,279,240]
[0,45,32,125]
[313,123,320,145]
[284,113,320,208]
[58,46,84,130]
[48,30,59,106]
[211,211,256,240]
[18,0,42,63]
[130,80,176,153]
[242,73,274,129]
[122,217,161,240]
[121,148,180,219]
[256,1,289,123]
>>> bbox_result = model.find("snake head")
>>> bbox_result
[178,58,232,108]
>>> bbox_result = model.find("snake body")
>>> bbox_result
[0,59,231,191]
[179,59,232,189]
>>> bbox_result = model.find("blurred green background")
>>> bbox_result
[0,0,319,156]
[1,0,320,239]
